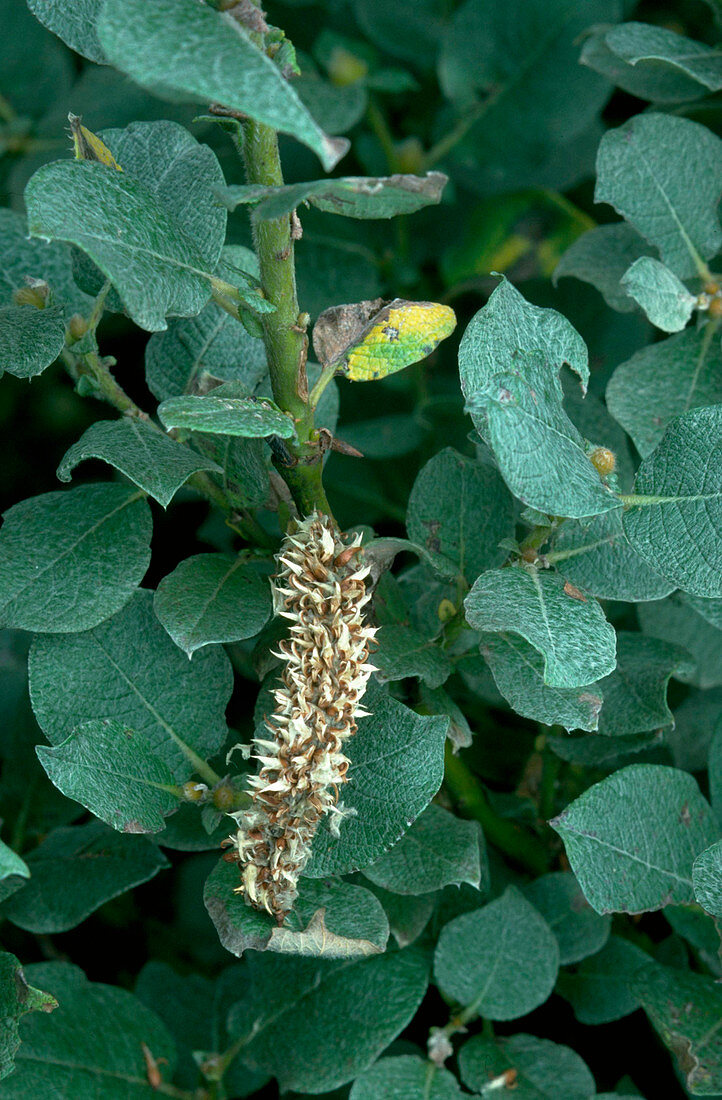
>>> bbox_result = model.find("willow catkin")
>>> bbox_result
[225,512,377,919]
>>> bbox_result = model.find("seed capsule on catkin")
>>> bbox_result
[225,512,377,919]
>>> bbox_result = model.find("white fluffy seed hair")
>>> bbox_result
[224,512,377,919]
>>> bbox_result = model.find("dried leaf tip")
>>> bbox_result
[226,512,376,918]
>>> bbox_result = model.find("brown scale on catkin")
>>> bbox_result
[224,511,377,920]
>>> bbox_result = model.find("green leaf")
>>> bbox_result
[633,963,722,1095]
[97,0,348,171]
[693,840,722,918]
[364,884,435,950]
[305,680,449,877]
[669,688,722,773]
[25,145,224,332]
[0,840,29,883]
[556,935,650,1024]
[219,171,447,220]
[362,804,488,896]
[473,354,619,518]
[57,418,222,507]
[459,281,618,518]
[465,567,616,688]
[158,388,296,439]
[227,947,430,1093]
[596,633,690,737]
[438,0,618,192]
[406,448,514,583]
[595,113,722,279]
[205,859,389,958]
[75,118,229,278]
[0,961,176,1098]
[639,593,722,689]
[350,1056,465,1099]
[28,590,233,780]
[553,223,653,313]
[582,22,722,104]
[523,871,611,965]
[607,325,722,459]
[375,624,453,688]
[665,902,722,969]
[0,483,151,633]
[145,299,268,402]
[36,718,177,834]
[622,406,722,597]
[551,764,720,914]
[27,0,105,64]
[549,509,676,603]
[0,209,91,315]
[0,952,57,1082]
[1,821,168,933]
[154,553,272,657]
[459,276,588,404]
[0,305,65,380]
[480,632,603,732]
[620,256,697,332]
[458,1033,595,1100]
[433,886,559,1020]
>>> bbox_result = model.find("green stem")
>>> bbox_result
[422,89,501,171]
[443,744,549,876]
[308,360,337,409]
[241,118,331,519]
[366,96,399,171]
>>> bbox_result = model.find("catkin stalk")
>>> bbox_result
[225,512,376,919]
